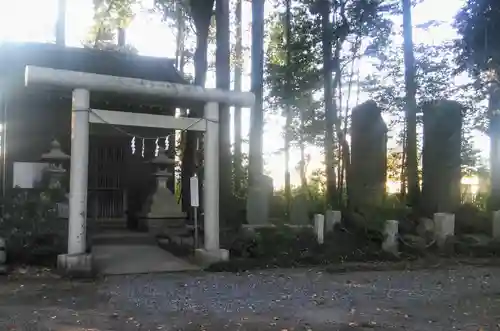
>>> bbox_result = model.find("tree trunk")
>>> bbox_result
[284,0,292,219]
[216,0,232,226]
[299,104,308,192]
[402,0,419,207]
[181,1,215,213]
[233,0,243,196]
[321,0,337,208]
[56,0,66,46]
[117,28,125,46]
[248,0,265,186]
[489,83,500,209]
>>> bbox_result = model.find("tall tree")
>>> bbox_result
[401,0,419,205]
[178,0,216,212]
[248,0,265,185]
[266,0,323,199]
[233,0,244,196]
[56,0,66,45]
[216,0,232,224]
[454,0,500,208]
[284,0,293,218]
[319,0,337,207]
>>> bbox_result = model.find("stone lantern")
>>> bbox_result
[140,147,186,235]
[41,139,70,189]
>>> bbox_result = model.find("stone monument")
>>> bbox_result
[246,174,273,225]
[140,147,186,235]
[422,100,462,214]
[349,100,387,210]
[290,193,309,225]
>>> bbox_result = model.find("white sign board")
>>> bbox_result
[190,175,199,207]
[13,162,48,188]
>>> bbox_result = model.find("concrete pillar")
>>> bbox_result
[434,213,455,248]
[314,214,325,244]
[203,102,219,251]
[68,89,90,255]
[382,220,399,254]
[493,211,500,239]
[325,210,341,232]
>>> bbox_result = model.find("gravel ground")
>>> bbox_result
[1,266,500,330]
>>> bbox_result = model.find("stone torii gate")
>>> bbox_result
[24,65,255,274]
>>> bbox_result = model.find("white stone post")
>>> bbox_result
[68,89,90,255]
[493,211,500,239]
[382,220,399,254]
[314,214,325,244]
[325,210,341,232]
[203,102,219,252]
[434,213,455,249]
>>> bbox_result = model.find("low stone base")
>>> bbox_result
[195,248,229,266]
[57,253,93,277]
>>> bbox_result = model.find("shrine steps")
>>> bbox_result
[91,231,156,246]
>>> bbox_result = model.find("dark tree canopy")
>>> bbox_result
[454,0,500,76]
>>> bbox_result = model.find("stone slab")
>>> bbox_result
[325,210,341,232]
[92,244,199,275]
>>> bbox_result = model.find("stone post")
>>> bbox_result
[325,210,341,232]
[434,213,455,249]
[382,220,399,255]
[493,211,500,239]
[314,214,325,244]
[68,89,90,255]
[57,88,92,276]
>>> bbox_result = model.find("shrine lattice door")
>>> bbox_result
[88,136,127,226]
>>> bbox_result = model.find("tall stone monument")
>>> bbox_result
[349,100,387,210]
[422,100,462,214]
[246,174,273,225]
[140,147,186,235]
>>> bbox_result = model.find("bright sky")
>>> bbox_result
[0,0,485,189]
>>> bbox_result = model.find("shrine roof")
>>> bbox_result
[0,42,186,84]
[0,42,203,110]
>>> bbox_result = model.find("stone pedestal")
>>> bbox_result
[434,213,455,249]
[382,220,399,255]
[314,214,325,244]
[325,210,341,232]
[195,248,229,266]
[57,253,93,277]
[140,148,186,235]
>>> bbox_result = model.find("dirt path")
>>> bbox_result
[1,266,500,330]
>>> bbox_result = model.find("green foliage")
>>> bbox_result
[212,224,392,271]
[454,0,500,78]
[0,188,68,266]
[84,0,139,49]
